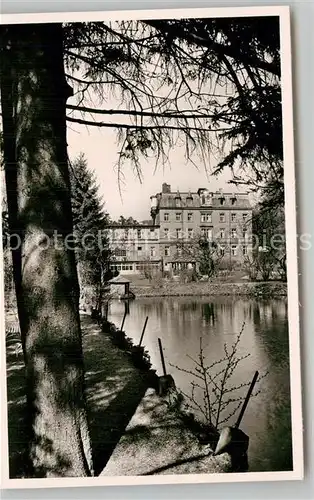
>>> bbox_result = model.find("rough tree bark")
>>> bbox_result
[0,23,93,477]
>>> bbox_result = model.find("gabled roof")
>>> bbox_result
[108,274,131,284]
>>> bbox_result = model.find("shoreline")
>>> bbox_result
[130,281,287,299]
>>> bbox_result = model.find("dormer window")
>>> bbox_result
[231,195,237,205]
[186,192,193,206]
[199,189,213,206]
[198,189,206,205]
[205,192,213,206]
[219,196,225,206]
[175,191,181,207]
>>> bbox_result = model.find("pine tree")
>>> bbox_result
[69,153,111,311]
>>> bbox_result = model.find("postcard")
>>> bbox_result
[0,5,303,489]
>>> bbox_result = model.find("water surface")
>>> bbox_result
[107,296,292,472]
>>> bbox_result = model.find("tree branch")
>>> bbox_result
[145,19,280,77]
[66,115,225,133]
[67,103,222,120]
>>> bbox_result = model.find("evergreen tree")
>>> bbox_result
[69,153,112,310]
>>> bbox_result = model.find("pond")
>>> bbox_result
[107,295,292,473]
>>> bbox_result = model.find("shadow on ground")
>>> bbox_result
[81,316,151,476]
[6,315,152,478]
[5,330,28,478]
[101,388,236,476]
[6,315,228,478]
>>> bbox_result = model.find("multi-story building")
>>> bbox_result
[107,222,161,274]
[107,183,252,275]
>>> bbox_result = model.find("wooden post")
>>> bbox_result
[235,370,259,429]
[158,337,167,376]
[120,309,127,331]
[138,316,148,347]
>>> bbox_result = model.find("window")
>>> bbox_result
[219,228,225,239]
[176,228,182,239]
[242,245,247,255]
[165,246,170,257]
[219,213,225,223]
[176,245,182,256]
[205,192,213,206]
[220,197,225,206]
[149,229,156,239]
[150,246,156,257]
[175,197,181,207]
[136,264,145,271]
[243,213,248,222]
[231,197,237,205]
[187,212,193,221]
[186,196,193,206]
[188,228,193,239]
[164,228,169,239]
[201,228,206,237]
[231,213,236,222]
[121,264,133,271]
[137,229,142,239]
[206,228,213,240]
[164,212,169,221]
[231,245,237,256]
[242,228,248,239]
[114,248,126,257]
[220,246,225,256]
[176,212,182,221]
[137,246,142,252]
[231,228,237,239]
[202,212,212,222]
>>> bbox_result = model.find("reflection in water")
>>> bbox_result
[202,303,215,325]
[108,296,292,472]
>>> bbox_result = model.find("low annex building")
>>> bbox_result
[107,183,253,275]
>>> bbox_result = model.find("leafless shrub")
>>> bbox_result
[171,322,268,429]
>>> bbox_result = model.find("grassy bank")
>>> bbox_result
[131,281,287,299]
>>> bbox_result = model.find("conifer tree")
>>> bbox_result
[69,153,111,310]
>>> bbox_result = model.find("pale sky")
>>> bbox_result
[67,121,237,222]
[65,31,250,222]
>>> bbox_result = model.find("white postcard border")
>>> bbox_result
[0,5,303,489]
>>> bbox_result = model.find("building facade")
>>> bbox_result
[108,183,253,275]
[108,223,161,274]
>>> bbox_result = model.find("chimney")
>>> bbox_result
[162,183,171,194]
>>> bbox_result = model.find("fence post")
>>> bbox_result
[158,338,167,376]
[120,310,127,331]
[138,316,148,347]
[235,370,259,429]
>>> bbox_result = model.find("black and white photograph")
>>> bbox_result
[0,6,303,488]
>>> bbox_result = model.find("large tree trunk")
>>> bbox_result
[0,23,93,477]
